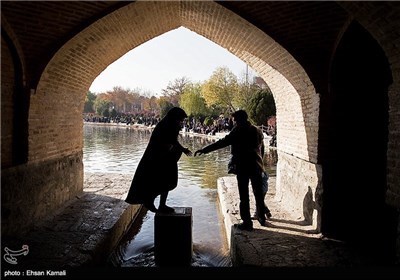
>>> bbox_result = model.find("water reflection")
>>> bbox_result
[84,125,151,174]
[83,124,277,267]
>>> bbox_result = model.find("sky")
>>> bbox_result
[89,26,256,96]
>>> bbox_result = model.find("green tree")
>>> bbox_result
[84,91,97,113]
[235,72,262,111]
[94,98,111,117]
[179,82,208,117]
[103,108,110,118]
[247,89,276,125]
[203,116,214,126]
[110,108,118,118]
[158,97,174,118]
[202,67,239,113]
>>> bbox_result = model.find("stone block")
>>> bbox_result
[154,207,192,266]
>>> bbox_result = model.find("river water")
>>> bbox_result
[83,124,277,267]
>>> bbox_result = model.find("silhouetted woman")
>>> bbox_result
[125,107,192,213]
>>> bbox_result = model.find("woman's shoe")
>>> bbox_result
[158,205,175,213]
[143,201,158,213]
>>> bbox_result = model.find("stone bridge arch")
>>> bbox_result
[2,3,399,261]
[32,0,320,229]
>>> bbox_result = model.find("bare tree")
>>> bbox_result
[161,77,191,106]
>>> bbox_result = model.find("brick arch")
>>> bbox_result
[31,1,320,230]
[33,1,317,163]
[1,17,30,167]
[1,17,28,87]
[338,1,400,212]
[180,1,319,165]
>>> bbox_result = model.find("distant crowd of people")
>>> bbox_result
[83,113,159,127]
[83,112,276,145]
[83,113,233,135]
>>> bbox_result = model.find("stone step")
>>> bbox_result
[2,191,140,269]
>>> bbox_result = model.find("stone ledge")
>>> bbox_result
[1,173,139,269]
[217,176,368,267]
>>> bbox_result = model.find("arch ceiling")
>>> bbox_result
[30,1,318,163]
[3,0,399,238]
[6,1,396,167]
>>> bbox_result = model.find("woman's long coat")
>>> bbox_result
[125,113,184,205]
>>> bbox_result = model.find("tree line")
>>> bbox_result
[84,66,276,126]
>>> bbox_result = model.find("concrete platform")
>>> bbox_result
[217,175,382,267]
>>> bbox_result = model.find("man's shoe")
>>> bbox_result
[258,217,267,226]
[253,211,271,221]
[235,222,253,231]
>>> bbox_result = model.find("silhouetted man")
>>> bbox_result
[194,110,270,231]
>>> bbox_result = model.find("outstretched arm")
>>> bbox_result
[194,149,205,156]
[194,135,232,156]
[183,147,193,156]
[176,141,192,156]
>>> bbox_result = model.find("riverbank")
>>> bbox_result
[83,121,154,130]
[83,121,272,147]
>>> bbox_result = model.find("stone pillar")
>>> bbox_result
[154,207,192,266]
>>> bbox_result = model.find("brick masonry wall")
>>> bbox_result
[181,1,319,164]
[1,152,83,236]
[276,151,323,231]
[339,0,400,211]
[1,37,14,168]
[29,1,181,162]
[338,2,400,263]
